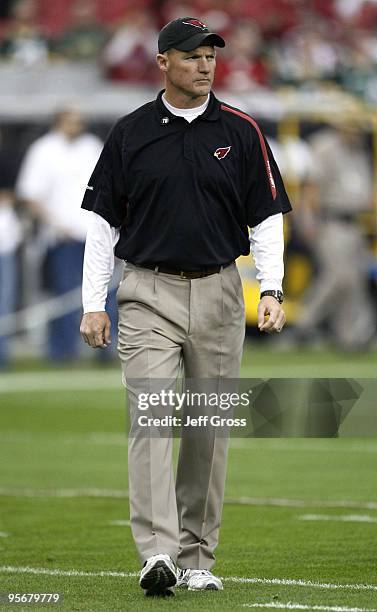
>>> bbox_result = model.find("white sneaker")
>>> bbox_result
[176,568,191,588]
[139,553,177,593]
[177,569,223,590]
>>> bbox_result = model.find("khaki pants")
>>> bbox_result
[117,262,245,570]
[296,220,375,347]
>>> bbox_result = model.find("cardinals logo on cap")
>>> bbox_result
[182,19,207,29]
[214,146,231,160]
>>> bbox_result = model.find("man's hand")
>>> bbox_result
[80,312,111,348]
[257,296,286,334]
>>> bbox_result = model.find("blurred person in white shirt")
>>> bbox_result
[294,118,376,349]
[16,107,103,361]
[0,129,22,368]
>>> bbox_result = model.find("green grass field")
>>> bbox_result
[0,346,376,611]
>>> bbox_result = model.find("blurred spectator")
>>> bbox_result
[215,20,270,91]
[194,0,233,33]
[293,119,376,349]
[102,7,159,83]
[340,29,377,103]
[16,108,103,362]
[334,0,369,22]
[161,0,234,33]
[239,0,302,39]
[0,0,49,65]
[273,15,342,84]
[53,0,108,61]
[268,135,318,300]
[269,134,314,186]
[0,128,22,368]
[357,0,377,28]
[312,0,337,20]
[358,26,377,62]
[160,2,201,26]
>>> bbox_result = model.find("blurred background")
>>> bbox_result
[0,4,376,604]
[1,0,377,368]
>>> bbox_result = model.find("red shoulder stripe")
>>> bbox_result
[220,104,277,200]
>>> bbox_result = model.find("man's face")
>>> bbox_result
[158,45,216,99]
[58,110,84,139]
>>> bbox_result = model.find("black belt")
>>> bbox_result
[138,261,234,279]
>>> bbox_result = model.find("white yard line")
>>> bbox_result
[0,486,376,511]
[0,371,321,393]
[1,369,376,393]
[242,603,376,611]
[0,432,376,453]
[225,577,377,591]
[0,371,121,394]
[298,514,377,523]
[0,566,376,593]
[0,432,127,446]
[229,440,377,454]
[0,566,138,578]
[0,532,9,537]
[108,520,131,526]
[224,497,377,510]
[0,487,129,498]
[241,365,377,377]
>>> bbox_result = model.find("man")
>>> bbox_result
[54,0,109,61]
[80,17,291,596]
[17,107,103,361]
[294,117,375,348]
[0,128,22,368]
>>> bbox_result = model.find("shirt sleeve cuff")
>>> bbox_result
[260,280,283,293]
[83,303,106,314]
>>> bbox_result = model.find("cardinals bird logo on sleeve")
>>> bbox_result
[214,146,231,160]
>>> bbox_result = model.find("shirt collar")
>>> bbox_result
[162,92,209,118]
[154,89,221,123]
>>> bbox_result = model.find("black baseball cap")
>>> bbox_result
[158,17,225,54]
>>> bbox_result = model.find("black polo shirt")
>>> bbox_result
[82,90,291,270]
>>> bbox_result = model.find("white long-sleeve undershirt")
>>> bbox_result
[82,211,284,313]
[249,212,284,293]
[82,212,120,313]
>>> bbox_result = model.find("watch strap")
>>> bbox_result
[260,290,284,304]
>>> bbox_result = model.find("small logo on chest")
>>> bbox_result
[214,146,231,160]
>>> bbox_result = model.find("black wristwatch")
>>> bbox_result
[260,290,284,304]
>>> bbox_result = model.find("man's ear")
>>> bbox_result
[156,53,169,73]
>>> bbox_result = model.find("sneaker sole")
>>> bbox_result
[140,560,177,592]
